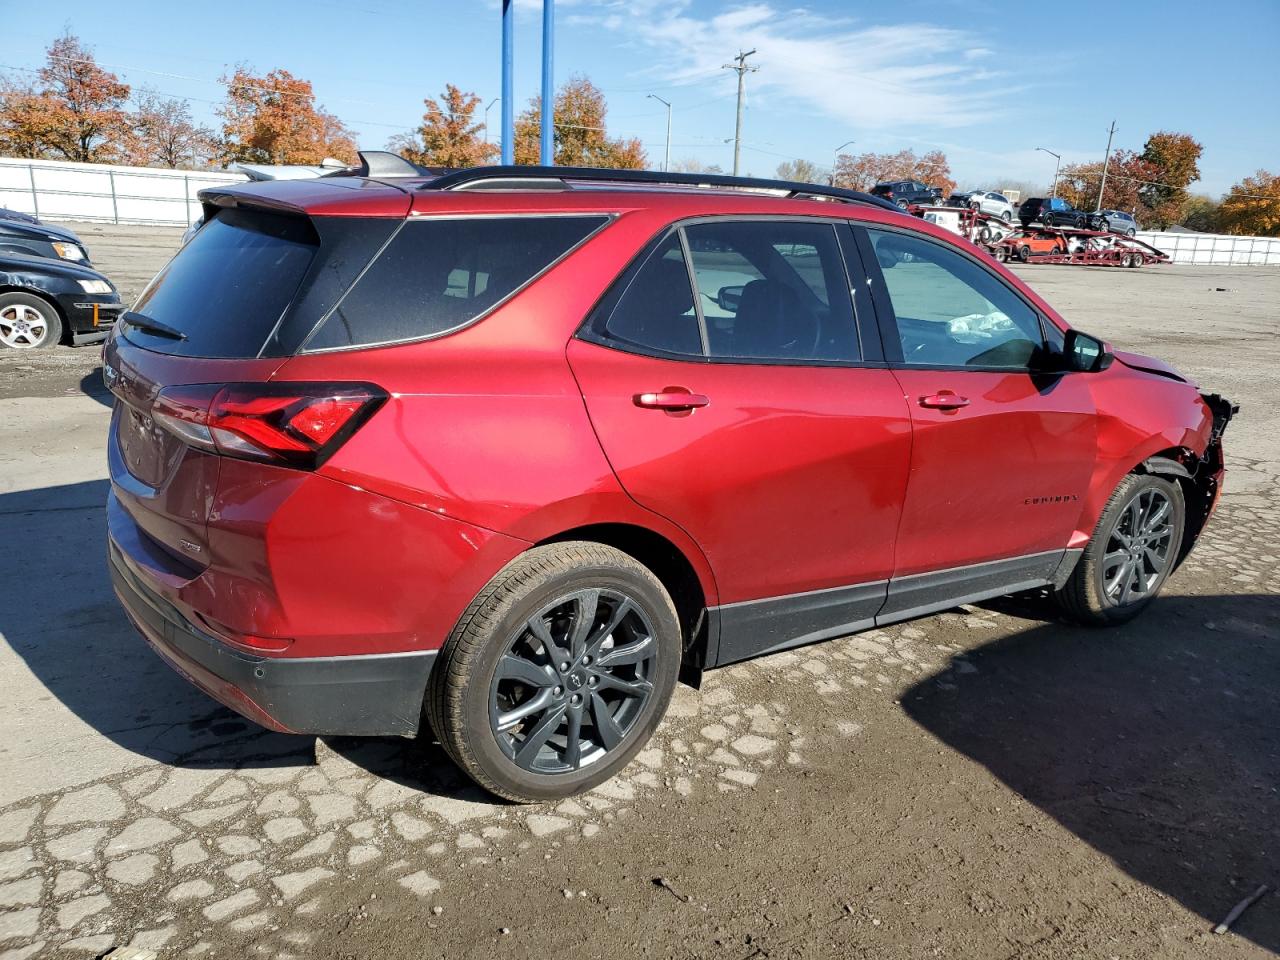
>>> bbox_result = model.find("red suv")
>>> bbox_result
[105,161,1234,801]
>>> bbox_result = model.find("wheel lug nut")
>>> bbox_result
[553,686,562,696]
[571,693,581,704]
[588,676,597,686]
[583,655,592,665]
[560,662,569,671]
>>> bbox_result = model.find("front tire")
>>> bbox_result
[1055,473,1185,626]
[0,292,63,349]
[426,542,681,802]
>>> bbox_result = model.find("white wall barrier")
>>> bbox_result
[0,157,247,226]
[1137,230,1280,266]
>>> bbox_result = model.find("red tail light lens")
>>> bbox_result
[154,382,387,469]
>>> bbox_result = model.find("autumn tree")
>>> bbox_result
[0,33,133,162]
[670,157,723,174]
[1052,150,1159,214]
[1219,171,1280,237]
[390,85,497,169]
[131,90,216,168]
[775,159,825,184]
[1139,131,1202,227]
[1179,194,1220,232]
[513,76,645,169]
[831,148,955,195]
[217,66,357,165]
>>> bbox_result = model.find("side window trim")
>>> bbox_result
[675,226,712,357]
[851,222,1058,373]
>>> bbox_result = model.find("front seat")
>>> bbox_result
[730,279,817,360]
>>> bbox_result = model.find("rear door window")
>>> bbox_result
[304,215,608,351]
[126,208,318,358]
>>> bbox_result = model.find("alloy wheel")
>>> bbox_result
[489,588,657,775]
[0,302,50,348]
[1102,488,1174,604]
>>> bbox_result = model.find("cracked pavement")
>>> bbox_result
[0,233,1276,959]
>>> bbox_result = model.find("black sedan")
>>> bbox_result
[0,252,122,349]
[0,212,93,265]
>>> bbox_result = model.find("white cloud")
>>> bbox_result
[566,2,1013,131]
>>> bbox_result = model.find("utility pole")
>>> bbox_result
[1096,120,1117,212]
[1036,147,1061,198]
[723,49,757,176]
[501,0,514,165]
[483,98,498,145]
[647,94,672,172]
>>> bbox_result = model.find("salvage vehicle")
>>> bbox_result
[871,179,943,209]
[1097,209,1139,236]
[1019,197,1102,231]
[0,212,93,265]
[104,160,1235,801]
[0,251,121,348]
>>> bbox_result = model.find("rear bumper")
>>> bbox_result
[109,538,434,736]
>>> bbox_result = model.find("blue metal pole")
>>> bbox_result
[501,0,514,165]
[540,0,554,166]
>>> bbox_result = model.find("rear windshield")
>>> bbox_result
[303,215,608,351]
[126,208,317,358]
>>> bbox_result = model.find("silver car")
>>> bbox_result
[966,190,1014,222]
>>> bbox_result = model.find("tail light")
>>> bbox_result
[153,382,387,469]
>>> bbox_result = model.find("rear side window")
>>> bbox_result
[593,220,860,364]
[305,216,607,351]
[127,208,317,358]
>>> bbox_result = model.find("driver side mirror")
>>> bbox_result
[1063,329,1114,373]
[716,285,744,312]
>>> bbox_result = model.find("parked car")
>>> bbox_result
[1019,197,1103,230]
[1003,232,1067,262]
[0,214,92,265]
[870,179,943,208]
[1097,209,1139,236]
[104,162,1234,801]
[0,252,122,348]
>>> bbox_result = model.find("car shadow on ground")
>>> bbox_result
[0,478,496,804]
[904,593,1280,954]
[79,366,112,407]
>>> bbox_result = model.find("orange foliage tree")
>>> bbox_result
[831,148,955,195]
[0,33,133,162]
[1219,171,1280,237]
[1139,131,1203,227]
[514,76,645,169]
[390,84,497,169]
[217,66,357,165]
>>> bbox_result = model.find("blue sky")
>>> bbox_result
[4,0,1276,196]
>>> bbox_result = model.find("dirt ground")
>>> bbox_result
[0,225,1275,959]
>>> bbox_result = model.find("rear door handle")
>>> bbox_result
[634,388,710,411]
[919,392,970,410]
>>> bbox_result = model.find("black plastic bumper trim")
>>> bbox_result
[109,539,434,737]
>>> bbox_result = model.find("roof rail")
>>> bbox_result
[421,165,902,212]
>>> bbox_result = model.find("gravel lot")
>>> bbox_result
[0,224,1276,959]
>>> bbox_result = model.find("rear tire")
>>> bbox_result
[426,542,681,802]
[1018,244,1033,262]
[1055,473,1184,626]
[0,292,63,349]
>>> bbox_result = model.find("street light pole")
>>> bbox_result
[647,95,672,172]
[483,98,499,145]
[501,0,514,165]
[832,139,855,185]
[1036,147,1061,198]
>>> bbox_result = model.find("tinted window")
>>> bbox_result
[867,228,1044,369]
[127,208,317,358]
[306,216,607,351]
[602,233,702,357]
[684,221,859,362]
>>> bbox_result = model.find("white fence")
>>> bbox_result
[0,157,247,226]
[1136,230,1280,266]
